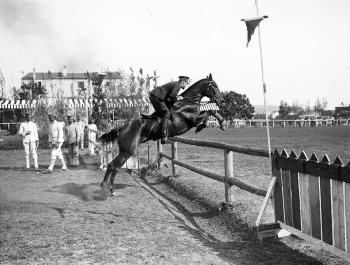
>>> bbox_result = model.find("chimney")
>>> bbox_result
[63,66,67,77]
[33,67,36,81]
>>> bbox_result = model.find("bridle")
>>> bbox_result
[205,80,217,102]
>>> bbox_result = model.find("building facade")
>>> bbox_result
[335,106,350,118]
[21,67,122,98]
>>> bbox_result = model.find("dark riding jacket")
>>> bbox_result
[150,81,181,103]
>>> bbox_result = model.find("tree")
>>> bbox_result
[290,100,304,116]
[90,67,152,130]
[278,100,291,119]
[0,68,5,98]
[314,97,328,114]
[20,81,47,100]
[304,100,312,114]
[219,91,254,120]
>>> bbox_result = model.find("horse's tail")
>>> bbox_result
[99,128,121,144]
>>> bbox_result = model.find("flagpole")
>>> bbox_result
[253,0,276,227]
[254,0,271,157]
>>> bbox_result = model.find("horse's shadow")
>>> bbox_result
[47,182,133,202]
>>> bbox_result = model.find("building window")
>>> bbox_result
[78,81,85,90]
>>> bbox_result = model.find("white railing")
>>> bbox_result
[208,119,350,128]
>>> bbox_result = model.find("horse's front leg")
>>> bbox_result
[211,110,226,130]
[195,110,225,133]
[195,111,211,133]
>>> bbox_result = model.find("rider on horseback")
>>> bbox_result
[149,75,190,144]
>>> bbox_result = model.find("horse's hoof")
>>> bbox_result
[110,190,116,196]
[99,164,107,172]
[195,124,205,134]
[219,123,226,131]
[100,182,109,188]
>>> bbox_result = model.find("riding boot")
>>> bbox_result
[161,117,168,144]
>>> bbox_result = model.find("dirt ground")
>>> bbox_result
[0,149,349,264]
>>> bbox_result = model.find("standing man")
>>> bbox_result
[18,112,39,170]
[149,75,189,143]
[65,116,80,166]
[43,114,67,173]
[76,115,85,150]
[87,118,98,155]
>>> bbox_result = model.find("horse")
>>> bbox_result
[99,73,225,195]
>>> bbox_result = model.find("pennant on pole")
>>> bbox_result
[241,16,268,47]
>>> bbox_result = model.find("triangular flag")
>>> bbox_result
[241,16,268,47]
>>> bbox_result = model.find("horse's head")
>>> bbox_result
[204,73,225,107]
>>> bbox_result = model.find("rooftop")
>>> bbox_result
[22,71,122,80]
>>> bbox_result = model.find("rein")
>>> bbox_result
[179,97,201,105]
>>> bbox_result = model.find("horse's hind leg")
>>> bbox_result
[101,164,113,188]
[108,152,131,195]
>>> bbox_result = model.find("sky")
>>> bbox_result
[0,0,349,109]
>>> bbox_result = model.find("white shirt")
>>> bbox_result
[87,123,97,141]
[18,121,39,143]
[76,121,85,134]
[49,120,64,143]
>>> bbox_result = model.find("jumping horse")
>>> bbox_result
[99,73,225,195]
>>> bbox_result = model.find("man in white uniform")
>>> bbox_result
[18,113,39,169]
[43,114,67,173]
[76,115,85,150]
[87,119,98,155]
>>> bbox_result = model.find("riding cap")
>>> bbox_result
[178,76,189,80]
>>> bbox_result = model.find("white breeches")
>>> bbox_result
[51,142,64,160]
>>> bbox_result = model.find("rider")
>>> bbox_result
[149,75,190,143]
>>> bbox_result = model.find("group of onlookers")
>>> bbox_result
[18,112,98,173]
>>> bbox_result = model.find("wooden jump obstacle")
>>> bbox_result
[270,149,350,260]
[157,136,350,261]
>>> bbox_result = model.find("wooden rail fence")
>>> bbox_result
[158,136,269,204]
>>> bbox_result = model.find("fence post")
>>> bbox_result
[224,149,234,204]
[157,140,163,168]
[171,141,178,177]
[103,144,107,165]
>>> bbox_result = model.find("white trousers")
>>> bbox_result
[48,142,66,170]
[88,141,95,155]
[80,133,84,149]
[23,142,38,168]
[50,142,64,160]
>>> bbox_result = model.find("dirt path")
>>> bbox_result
[0,150,347,264]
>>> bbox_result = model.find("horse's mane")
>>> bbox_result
[180,78,208,97]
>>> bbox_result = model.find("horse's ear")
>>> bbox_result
[208,73,212,80]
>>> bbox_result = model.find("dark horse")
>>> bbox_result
[99,74,225,194]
